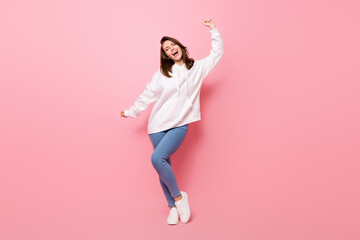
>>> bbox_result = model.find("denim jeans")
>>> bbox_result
[148,124,188,208]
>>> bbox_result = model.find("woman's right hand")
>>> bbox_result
[120,110,127,118]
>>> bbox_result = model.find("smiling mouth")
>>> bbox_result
[172,50,179,57]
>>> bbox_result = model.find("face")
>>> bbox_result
[162,40,183,62]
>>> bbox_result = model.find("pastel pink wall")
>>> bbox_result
[1,0,359,239]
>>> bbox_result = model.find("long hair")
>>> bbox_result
[160,36,195,78]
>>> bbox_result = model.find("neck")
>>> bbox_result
[175,59,184,66]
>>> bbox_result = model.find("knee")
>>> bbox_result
[151,153,166,169]
[151,153,161,169]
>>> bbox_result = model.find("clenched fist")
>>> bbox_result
[120,110,127,118]
[202,18,216,30]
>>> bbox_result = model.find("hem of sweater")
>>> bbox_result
[147,116,201,134]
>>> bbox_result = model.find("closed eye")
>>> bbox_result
[165,42,176,51]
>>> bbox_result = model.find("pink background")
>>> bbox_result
[1,0,359,239]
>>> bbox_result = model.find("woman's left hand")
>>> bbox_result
[202,18,216,30]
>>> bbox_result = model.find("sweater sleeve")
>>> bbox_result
[199,27,224,77]
[123,73,159,118]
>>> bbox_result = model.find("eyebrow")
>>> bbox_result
[164,42,175,50]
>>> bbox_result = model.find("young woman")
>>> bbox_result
[120,18,224,225]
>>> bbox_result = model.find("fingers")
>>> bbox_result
[202,18,212,24]
[202,18,215,27]
[120,110,126,118]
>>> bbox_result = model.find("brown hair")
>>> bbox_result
[160,36,195,78]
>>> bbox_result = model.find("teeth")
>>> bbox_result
[173,51,178,56]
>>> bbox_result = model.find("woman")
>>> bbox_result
[120,18,224,225]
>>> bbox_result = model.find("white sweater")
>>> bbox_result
[124,27,224,134]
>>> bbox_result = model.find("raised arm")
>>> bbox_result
[120,72,159,118]
[199,18,224,77]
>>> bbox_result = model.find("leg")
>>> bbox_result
[149,131,175,207]
[158,158,175,207]
[149,124,188,207]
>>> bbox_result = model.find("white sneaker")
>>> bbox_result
[167,207,179,225]
[175,191,191,223]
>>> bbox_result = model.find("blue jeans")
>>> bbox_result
[148,124,188,208]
